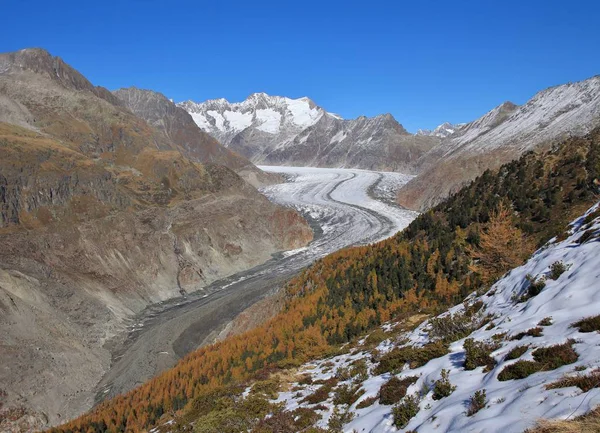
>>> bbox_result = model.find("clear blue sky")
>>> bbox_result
[2,0,599,132]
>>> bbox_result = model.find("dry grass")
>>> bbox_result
[546,369,600,392]
[526,406,600,433]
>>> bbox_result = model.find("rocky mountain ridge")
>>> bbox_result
[179,94,439,173]
[398,76,600,210]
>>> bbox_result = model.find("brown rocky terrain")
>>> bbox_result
[112,87,281,188]
[0,48,312,430]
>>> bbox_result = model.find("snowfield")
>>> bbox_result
[273,202,600,432]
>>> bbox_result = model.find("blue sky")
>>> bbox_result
[2,0,599,132]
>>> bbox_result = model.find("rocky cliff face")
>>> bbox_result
[179,93,439,172]
[0,49,312,429]
[398,76,600,210]
[113,87,281,188]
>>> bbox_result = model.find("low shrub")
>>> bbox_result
[349,359,369,382]
[466,389,487,416]
[498,360,539,381]
[511,327,543,340]
[532,340,578,369]
[375,341,448,374]
[356,396,378,409]
[571,315,600,333]
[362,329,388,348]
[491,332,508,342]
[549,261,568,280]
[253,407,322,433]
[498,340,578,381]
[546,369,600,392]
[302,378,338,404]
[297,374,313,385]
[335,367,352,381]
[537,317,553,326]
[194,394,279,433]
[428,306,486,343]
[432,369,456,400]
[524,406,600,433]
[577,228,597,244]
[505,345,528,360]
[378,376,418,405]
[251,379,280,399]
[333,384,364,406]
[463,338,498,371]
[522,274,546,300]
[392,395,420,429]
[327,405,354,432]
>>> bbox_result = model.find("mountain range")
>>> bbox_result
[179,94,439,173]
[181,76,600,210]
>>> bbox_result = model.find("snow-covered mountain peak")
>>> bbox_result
[417,121,463,138]
[177,92,325,137]
[177,93,438,171]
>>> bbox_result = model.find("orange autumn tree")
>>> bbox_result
[468,201,535,284]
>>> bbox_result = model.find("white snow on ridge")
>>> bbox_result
[256,108,282,133]
[223,110,253,131]
[206,110,225,130]
[181,93,325,136]
[273,202,600,433]
[444,76,600,157]
[285,97,323,127]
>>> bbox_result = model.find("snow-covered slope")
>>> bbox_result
[399,76,600,211]
[436,76,600,158]
[272,202,600,432]
[178,94,439,172]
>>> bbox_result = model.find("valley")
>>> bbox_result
[92,167,417,406]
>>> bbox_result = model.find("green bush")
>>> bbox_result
[498,340,578,381]
[392,395,420,429]
[532,340,578,368]
[251,379,280,399]
[466,389,487,416]
[332,384,364,406]
[511,327,543,340]
[194,394,278,433]
[327,406,355,432]
[349,359,369,382]
[522,274,546,300]
[505,345,528,360]
[356,396,378,409]
[375,341,448,374]
[571,315,600,332]
[428,308,484,343]
[297,374,313,385]
[463,338,498,371]
[302,378,338,404]
[378,376,418,405]
[549,261,568,280]
[498,360,539,381]
[432,369,457,400]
